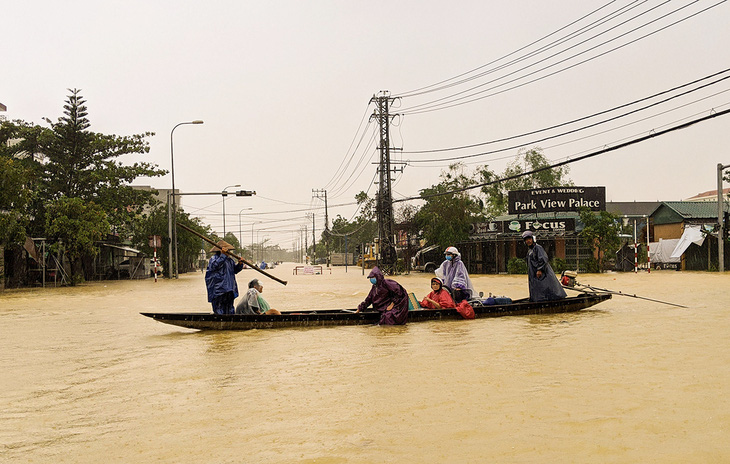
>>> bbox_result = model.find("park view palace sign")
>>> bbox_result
[508,187,606,215]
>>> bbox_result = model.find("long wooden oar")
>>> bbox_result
[177,222,288,286]
[564,283,686,308]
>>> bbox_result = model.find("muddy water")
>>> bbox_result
[1,264,729,463]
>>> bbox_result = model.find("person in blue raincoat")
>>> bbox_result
[356,266,409,325]
[522,231,567,302]
[205,240,245,314]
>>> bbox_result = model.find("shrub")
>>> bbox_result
[507,257,528,274]
[551,257,567,274]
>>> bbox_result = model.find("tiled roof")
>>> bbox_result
[655,201,729,219]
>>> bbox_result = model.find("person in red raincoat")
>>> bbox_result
[356,267,409,325]
[420,277,456,309]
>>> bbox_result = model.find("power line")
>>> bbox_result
[393,107,730,203]
[400,1,723,115]
[403,68,730,154]
[405,72,730,163]
[393,0,624,98]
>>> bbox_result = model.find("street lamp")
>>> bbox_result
[251,221,262,261]
[169,120,203,279]
[221,184,241,237]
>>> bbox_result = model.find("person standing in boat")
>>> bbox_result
[235,279,281,315]
[205,240,245,315]
[356,267,409,325]
[435,246,476,303]
[420,277,456,309]
[522,230,567,302]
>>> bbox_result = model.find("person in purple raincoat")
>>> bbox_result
[205,240,245,315]
[355,267,409,325]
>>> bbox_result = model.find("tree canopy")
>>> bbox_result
[416,163,485,250]
[479,148,572,217]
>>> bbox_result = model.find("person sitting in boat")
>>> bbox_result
[522,230,567,302]
[235,278,281,315]
[420,277,456,310]
[205,240,245,315]
[355,267,409,325]
[435,246,476,303]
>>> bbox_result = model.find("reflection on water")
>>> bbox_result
[1,264,729,463]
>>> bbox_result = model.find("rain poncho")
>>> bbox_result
[420,277,456,309]
[526,242,567,302]
[357,267,409,325]
[205,253,244,314]
[435,248,476,300]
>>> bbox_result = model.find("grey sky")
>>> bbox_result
[4,1,730,248]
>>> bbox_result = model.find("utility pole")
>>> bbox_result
[313,189,330,266]
[370,91,399,273]
[306,213,316,264]
[719,163,729,272]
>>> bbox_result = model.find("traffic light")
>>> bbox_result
[236,190,256,197]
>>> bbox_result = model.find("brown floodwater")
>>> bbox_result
[1,263,729,463]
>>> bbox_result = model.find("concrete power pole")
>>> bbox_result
[312,189,330,266]
[719,163,729,272]
[370,91,398,273]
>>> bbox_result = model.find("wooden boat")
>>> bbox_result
[140,292,611,331]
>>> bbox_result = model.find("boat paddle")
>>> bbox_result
[563,283,686,308]
[177,222,288,286]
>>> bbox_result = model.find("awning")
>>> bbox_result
[670,225,706,259]
[100,244,142,254]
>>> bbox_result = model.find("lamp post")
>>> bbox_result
[221,184,241,237]
[169,120,203,279]
[238,208,252,252]
[251,221,262,261]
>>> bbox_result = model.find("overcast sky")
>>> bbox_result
[4,1,730,248]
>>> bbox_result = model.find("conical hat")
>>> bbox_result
[210,240,234,253]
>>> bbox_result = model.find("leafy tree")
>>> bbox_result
[478,147,572,217]
[36,89,165,237]
[45,197,110,284]
[579,208,621,273]
[329,191,378,256]
[131,204,214,276]
[0,157,32,245]
[416,163,484,250]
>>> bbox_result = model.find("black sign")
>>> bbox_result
[505,218,575,234]
[469,219,575,238]
[508,187,605,214]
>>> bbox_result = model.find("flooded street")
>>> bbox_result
[2,263,729,463]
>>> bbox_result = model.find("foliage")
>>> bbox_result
[478,148,572,217]
[45,197,110,284]
[507,257,528,274]
[328,192,378,256]
[415,163,485,250]
[35,89,165,237]
[0,156,32,244]
[581,256,600,274]
[550,257,568,275]
[579,208,622,273]
[130,204,213,276]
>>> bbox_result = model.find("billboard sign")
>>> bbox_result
[508,187,605,214]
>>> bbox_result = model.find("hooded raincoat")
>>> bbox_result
[526,241,567,302]
[205,252,244,314]
[420,277,456,309]
[357,267,409,325]
[435,248,476,300]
